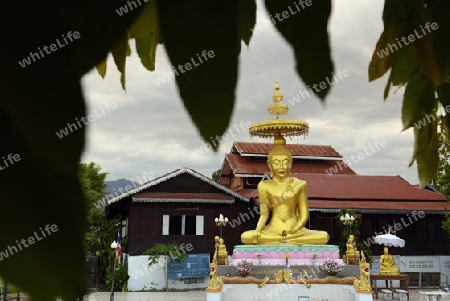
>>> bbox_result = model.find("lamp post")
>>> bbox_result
[214,214,228,239]
[340,213,355,240]
[110,240,118,301]
[352,240,357,265]
[340,213,355,225]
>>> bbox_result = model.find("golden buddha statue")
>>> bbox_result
[379,247,399,275]
[240,134,330,245]
[346,235,360,257]
[218,237,229,265]
[218,238,227,255]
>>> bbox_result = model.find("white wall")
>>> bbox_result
[128,255,166,291]
[438,256,450,286]
[127,255,208,291]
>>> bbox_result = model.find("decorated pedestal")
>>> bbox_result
[231,244,343,266]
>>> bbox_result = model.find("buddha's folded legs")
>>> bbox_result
[241,228,330,245]
[380,266,399,275]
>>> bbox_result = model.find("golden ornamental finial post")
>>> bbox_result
[248,80,309,139]
[269,81,287,119]
[272,81,283,103]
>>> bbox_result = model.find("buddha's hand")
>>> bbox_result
[252,230,261,244]
[288,225,304,234]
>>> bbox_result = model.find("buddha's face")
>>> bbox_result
[269,154,291,179]
[383,247,388,255]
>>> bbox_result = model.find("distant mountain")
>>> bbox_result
[105,179,139,196]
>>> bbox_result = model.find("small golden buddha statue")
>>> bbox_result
[346,235,360,257]
[218,238,227,255]
[218,237,228,265]
[240,134,330,245]
[379,247,400,275]
[343,234,360,264]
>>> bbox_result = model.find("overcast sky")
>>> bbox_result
[80,0,422,185]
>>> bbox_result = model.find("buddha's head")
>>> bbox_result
[348,234,355,242]
[267,134,293,179]
[383,247,389,255]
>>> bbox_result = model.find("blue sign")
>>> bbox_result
[167,253,210,279]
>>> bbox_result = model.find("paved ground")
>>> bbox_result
[373,288,449,301]
[14,288,449,301]
[77,288,448,301]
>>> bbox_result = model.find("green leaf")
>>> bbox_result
[238,0,257,46]
[369,32,396,82]
[59,0,145,78]
[157,0,240,150]
[411,115,439,187]
[129,0,160,71]
[401,69,436,130]
[389,42,420,86]
[111,33,131,90]
[432,1,450,75]
[381,0,412,26]
[383,70,393,100]
[96,56,108,78]
[409,5,444,85]
[369,0,412,84]
[1,24,87,300]
[263,0,334,101]
[369,0,411,82]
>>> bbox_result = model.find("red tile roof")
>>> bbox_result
[242,174,447,211]
[308,200,448,211]
[294,174,444,201]
[233,142,342,157]
[225,153,356,175]
[237,189,257,198]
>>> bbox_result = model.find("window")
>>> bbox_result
[444,261,450,269]
[408,260,434,269]
[185,215,196,235]
[162,215,204,235]
[121,218,128,238]
[169,216,182,235]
